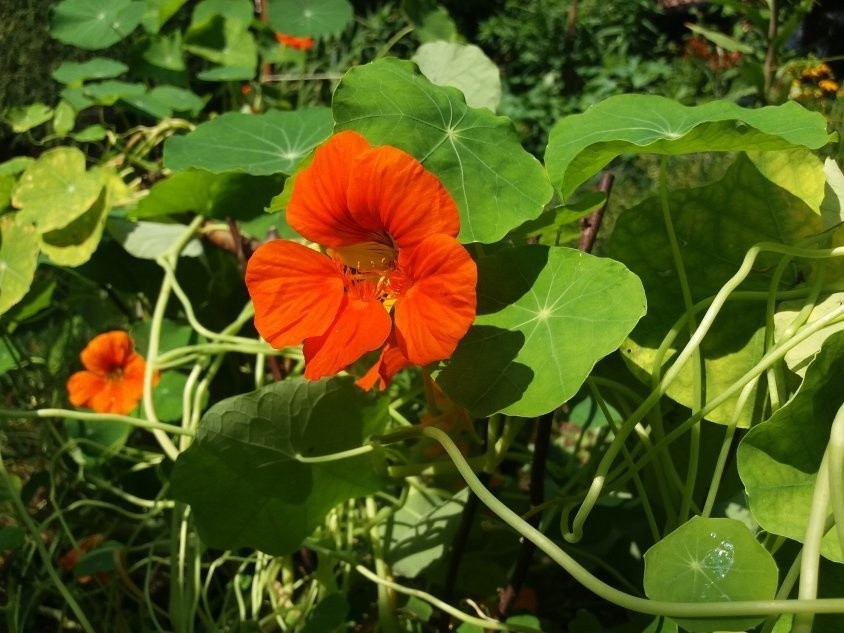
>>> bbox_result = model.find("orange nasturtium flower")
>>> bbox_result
[245,130,477,389]
[274,32,315,51]
[66,331,158,415]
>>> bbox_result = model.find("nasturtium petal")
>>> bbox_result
[170,377,389,554]
[267,0,352,36]
[333,58,553,244]
[436,245,646,418]
[0,215,40,317]
[545,95,830,200]
[164,108,333,175]
[12,147,104,233]
[738,331,844,563]
[302,296,392,380]
[609,154,825,426]
[643,517,778,632]
[246,240,345,350]
[394,234,477,366]
[51,0,145,50]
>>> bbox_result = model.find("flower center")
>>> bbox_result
[331,239,405,311]
[105,366,124,381]
[332,239,397,275]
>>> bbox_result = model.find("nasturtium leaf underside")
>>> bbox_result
[738,331,844,563]
[0,215,40,317]
[12,147,104,233]
[545,94,830,199]
[437,245,646,418]
[51,0,145,50]
[171,377,388,555]
[40,189,110,267]
[643,516,778,632]
[133,169,284,221]
[411,42,501,112]
[333,58,553,244]
[106,219,204,259]
[609,154,824,425]
[52,58,129,84]
[267,0,353,36]
[164,108,333,175]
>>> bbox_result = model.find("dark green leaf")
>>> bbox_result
[171,377,389,554]
[0,526,25,551]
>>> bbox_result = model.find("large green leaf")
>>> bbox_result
[545,95,830,199]
[333,58,553,244]
[164,109,333,175]
[39,190,110,267]
[267,0,353,36]
[51,0,145,50]
[737,331,844,562]
[52,58,129,85]
[643,517,778,632]
[171,377,388,554]
[608,154,824,425]
[411,42,501,112]
[12,147,104,233]
[437,245,646,418]
[133,170,283,220]
[0,215,40,317]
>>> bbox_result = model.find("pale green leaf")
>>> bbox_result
[106,219,204,259]
[52,57,129,84]
[0,215,41,316]
[53,101,77,138]
[412,42,501,112]
[4,104,53,133]
[39,189,110,267]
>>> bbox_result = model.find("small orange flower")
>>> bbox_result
[274,32,314,51]
[66,331,157,415]
[245,131,477,389]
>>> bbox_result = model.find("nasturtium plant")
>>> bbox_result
[51,0,146,50]
[171,377,389,554]
[267,0,353,36]
[412,42,502,112]
[52,58,130,85]
[333,58,553,244]
[644,517,778,632]
[0,216,40,316]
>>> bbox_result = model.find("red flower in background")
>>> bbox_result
[275,32,315,51]
[245,131,477,389]
[66,331,157,415]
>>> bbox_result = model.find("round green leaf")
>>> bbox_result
[52,58,129,84]
[0,215,40,317]
[51,0,145,50]
[437,245,646,418]
[0,157,35,177]
[170,377,389,554]
[83,80,146,105]
[164,108,333,175]
[148,86,205,115]
[333,58,553,244]
[40,189,109,267]
[412,42,501,112]
[4,104,53,133]
[267,0,352,36]
[738,331,844,562]
[12,147,104,233]
[609,154,824,425]
[643,517,778,632]
[53,101,76,138]
[546,95,831,200]
[106,219,204,259]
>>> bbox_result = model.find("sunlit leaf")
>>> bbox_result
[746,148,826,214]
[333,58,553,244]
[437,245,646,417]
[4,104,53,133]
[412,42,501,111]
[644,517,777,632]
[53,101,76,138]
[0,215,40,317]
[164,108,333,175]
[52,57,129,84]
[39,190,110,267]
[0,157,34,176]
[267,0,353,36]
[12,147,104,233]
[546,95,830,199]
[774,293,844,377]
[609,154,824,425]
[738,331,844,562]
[51,0,145,50]
[171,377,389,554]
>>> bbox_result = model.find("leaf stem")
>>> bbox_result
[0,408,195,436]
